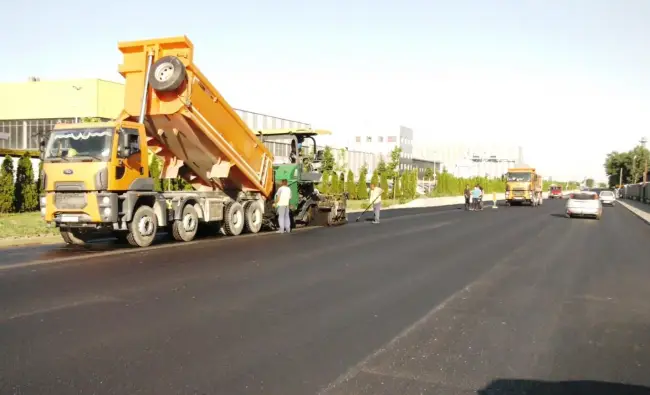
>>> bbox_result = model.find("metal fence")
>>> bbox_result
[620,183,650,203]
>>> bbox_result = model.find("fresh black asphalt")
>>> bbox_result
[1,199,649,394]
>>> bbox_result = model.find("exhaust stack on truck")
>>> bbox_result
[39,36,347,247]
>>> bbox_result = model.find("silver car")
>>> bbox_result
[599,190,616,206]
[565,191,602,220]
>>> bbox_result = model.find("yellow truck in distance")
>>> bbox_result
[39,36,347,247]
[504,167,543,206]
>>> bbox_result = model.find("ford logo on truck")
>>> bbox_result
[63,169,73,175]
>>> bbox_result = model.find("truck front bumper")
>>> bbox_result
[41,192,119,227]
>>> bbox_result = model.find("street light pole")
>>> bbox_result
[619,167,623,186]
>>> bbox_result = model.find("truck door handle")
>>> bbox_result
[139,167,144,175]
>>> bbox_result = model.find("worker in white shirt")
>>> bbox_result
[369,183,383,224]
[275,179,292,233]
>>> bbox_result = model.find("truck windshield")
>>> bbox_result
[45,128,113,162]
[506,172,532,182]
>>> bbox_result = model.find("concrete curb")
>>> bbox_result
[618,200,650,226]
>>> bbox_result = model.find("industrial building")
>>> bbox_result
[0,78,314,176]
[349,125,415,172]
[349,125,523,179]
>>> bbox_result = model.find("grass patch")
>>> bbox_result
[0,211,57,239]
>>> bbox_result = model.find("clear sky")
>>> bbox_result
[3,0,650,181]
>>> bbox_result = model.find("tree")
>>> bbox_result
[387,147,402,179]
[319,170,331,193]
[370,169,379,186]
[376,158,387,175]
[356,164,368,200]
[393,174,402,199]
[14,153,38,212]
[0,156,14,213]
[338,172,345,193]
[149,153,163,192]
[604,151,631,187]
[423,167,434,196]
[346,170,356,199]
[597,182,607,188]
[629,145,650,184]
[423,167,434,181]
[322,146,335,172]
[604,145,650,186]
[330,171,339,194]
[380,171,389,199]
[585,178,595,188]
[334,148,348,172]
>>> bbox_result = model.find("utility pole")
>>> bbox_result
[619,167,623,186]
[641,137,648,184]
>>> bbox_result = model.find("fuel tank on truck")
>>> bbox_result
[116,36,274,198]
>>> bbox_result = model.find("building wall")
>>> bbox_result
[0,78,311,151]
[349,125,415,173]
[0,79,124,121]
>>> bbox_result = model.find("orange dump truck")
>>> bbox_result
[505,167,544,206]
[39,36,345,247]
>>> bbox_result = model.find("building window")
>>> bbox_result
[355,136,361,143]
[366,136,372,142]
[378,136,384,143]
[387,136,396,143]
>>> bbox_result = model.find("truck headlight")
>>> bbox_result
[102,196,110,205]
[40,207,46,216]
[103,207,112,216]
[40,196,46,206]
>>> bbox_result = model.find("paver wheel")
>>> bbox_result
[223,201,245,236]
[172,204,199,242]
[243,201,263,234]
[126,205,158,247]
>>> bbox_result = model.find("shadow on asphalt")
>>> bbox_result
[478,379,650,395]
[549,213,568,218]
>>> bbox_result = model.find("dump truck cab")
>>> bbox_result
[41,121,153,223]
[257,128,348,227]
[505,167,542,206]
[40,120,167,245]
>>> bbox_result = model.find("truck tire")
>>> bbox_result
[126,205,157,247]
[149,56,187,93]
[60,228,90,246]
[243,201,263,234]
[223,201,245,236]
[172,204,199,242]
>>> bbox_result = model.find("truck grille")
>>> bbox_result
[513,189,526,197]
[55,193,87,209]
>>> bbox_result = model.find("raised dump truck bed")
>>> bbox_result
[117,36,274,198]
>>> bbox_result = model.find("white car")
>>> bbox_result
[599,190,616,206]
[565,191,602,220]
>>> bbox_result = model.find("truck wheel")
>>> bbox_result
[148,56,187,93]
[60,228,90,246]
[243,201,263,234]
[126,205,157,247]
[223,201,245,236]
[172,204,199,242]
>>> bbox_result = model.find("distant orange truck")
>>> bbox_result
[505,167,544,206]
